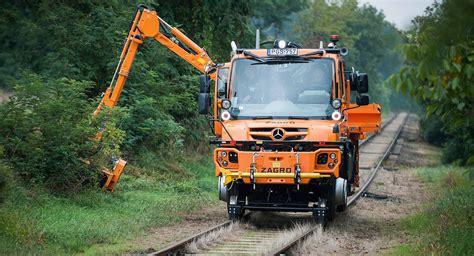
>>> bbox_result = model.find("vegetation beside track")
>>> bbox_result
[0,155,217,254]
[389,165,474,255]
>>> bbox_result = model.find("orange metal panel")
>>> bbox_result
[345,104,381,133]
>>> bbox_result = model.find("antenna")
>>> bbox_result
[255,29,260,49]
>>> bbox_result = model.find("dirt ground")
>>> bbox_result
[294,115,440,255]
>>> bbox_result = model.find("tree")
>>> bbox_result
[388,0,474,165]
[294,0,403,109]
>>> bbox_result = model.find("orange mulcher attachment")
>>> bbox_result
[92,4,215,192]
[99,159,127,192]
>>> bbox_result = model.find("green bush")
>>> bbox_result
[0,74,123,191]
[419,114,446,146]
[442,124,474,165]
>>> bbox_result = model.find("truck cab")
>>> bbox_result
[200,39,381,221]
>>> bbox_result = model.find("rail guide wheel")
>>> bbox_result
[313,180,337,224]
[227,181,245,221]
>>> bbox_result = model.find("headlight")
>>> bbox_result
[328,162,335,168]
[331,99,342,109]
[330,153,336,159]
[221,99,231,109]
[221,151,227,157]
[222,160,228,167]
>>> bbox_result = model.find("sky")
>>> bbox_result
[359,0,436,30]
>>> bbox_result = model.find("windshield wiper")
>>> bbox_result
[252,116,273,120]
[243,50,264,62]
[251,59,309,65]
[288,116,309,120]
[299,50,324,57]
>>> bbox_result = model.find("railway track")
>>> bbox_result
[151,112,408,256]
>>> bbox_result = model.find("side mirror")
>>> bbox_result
[357,73,368,93]
[198,93,210,114]
[198,75,211,114]
[356,94,369,106]
[200,75,211,93]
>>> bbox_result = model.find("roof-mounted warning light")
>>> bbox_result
[275,40,287,49]
[330,35,340,44]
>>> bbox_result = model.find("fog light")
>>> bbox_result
[221,111,231,121]
[331,111,342,121]
[328,162,335,168]
[221,151,227,157]
[222,160,228,167]
[330,153,336,159]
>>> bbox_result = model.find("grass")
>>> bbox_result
[0,154,219,254]
[388,165,474,255]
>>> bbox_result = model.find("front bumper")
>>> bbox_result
[214,148,341,185]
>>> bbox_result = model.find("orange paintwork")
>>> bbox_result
[345,104,381,134]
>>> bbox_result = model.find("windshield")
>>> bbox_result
[229,58,335,120]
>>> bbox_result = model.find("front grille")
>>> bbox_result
[249,127,308,141]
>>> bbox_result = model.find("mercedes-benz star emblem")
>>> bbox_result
[272,128,285,140]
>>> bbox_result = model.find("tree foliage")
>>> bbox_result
[388,0,474,165]
[0,74,124,190]
[294,0,404,109]
[252,0,308,39]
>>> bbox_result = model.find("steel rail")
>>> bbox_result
[150,213,254,256]
[360,112,397,146]
[347,113,408,206]
[271,113,408,255]
[149,221,232,255]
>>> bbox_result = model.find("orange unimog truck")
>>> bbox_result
[94,5,381,223]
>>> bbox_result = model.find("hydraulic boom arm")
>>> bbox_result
[94,5,215,191]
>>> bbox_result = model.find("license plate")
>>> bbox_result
[267,48,298,56]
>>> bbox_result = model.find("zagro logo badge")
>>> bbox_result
[261,167,292,173]
[272,128,285,140]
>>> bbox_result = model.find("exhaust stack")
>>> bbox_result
[255,29,260,49]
